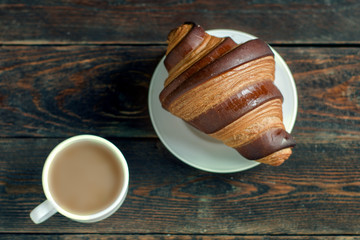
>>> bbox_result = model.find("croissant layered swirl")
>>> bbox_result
[159,22,295,166]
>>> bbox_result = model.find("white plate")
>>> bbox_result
[148,29,298,173]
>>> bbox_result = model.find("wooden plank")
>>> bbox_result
[0,0,359,44]
[0,45,165,137]
[1,234,360,240]
[0,138,359,234]
[278,47,360,145]
[0,46,359,138]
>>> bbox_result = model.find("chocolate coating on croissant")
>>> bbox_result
[188,80,283,134]
[164,23,206,71]
[160,37,237,105]
[162,39,274,110]
[235,128,296,160]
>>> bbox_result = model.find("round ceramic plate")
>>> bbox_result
[148,29,298,173]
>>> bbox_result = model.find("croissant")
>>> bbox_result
[159,22,295,166]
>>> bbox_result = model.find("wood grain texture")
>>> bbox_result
[0,46,359,139]
[0,0,359,44]
[0,45,164,137]
[0,138,359,234]
[278,47,360,144]
[1,234,360,240]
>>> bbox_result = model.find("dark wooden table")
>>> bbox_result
[1,1,359,239]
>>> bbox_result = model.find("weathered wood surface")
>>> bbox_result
[0,0,359,44]
[1,46,359,139]
[1,235,360,240]
[0,137,359,234]
[0,45,164,137]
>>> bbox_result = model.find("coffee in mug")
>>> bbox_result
[49,141,124,215]
[30,135,129,224]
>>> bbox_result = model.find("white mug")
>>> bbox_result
[30,135,129,224]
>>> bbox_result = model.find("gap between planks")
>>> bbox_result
[1,41,360,48]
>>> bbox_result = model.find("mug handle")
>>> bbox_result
[30,199,57,224]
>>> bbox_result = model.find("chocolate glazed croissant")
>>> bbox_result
[159,22,295,166]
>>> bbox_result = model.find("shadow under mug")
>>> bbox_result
[30,135,129,224]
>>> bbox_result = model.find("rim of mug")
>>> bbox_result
[42,134,129,222]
